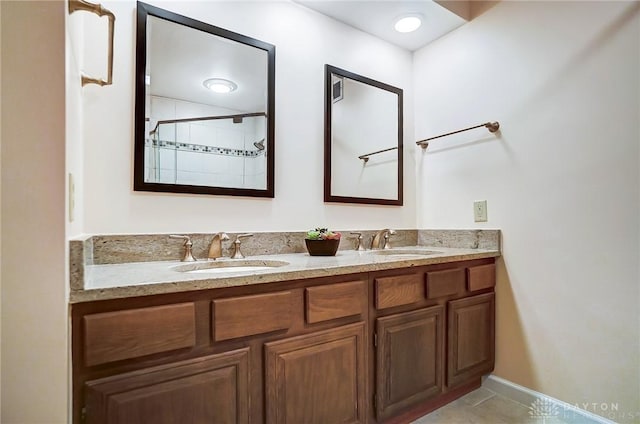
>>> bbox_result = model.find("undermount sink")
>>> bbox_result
[171,260,289,274]
[367,249,441,256]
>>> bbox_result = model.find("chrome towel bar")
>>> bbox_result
[68,0,115,87]
[416,121,500,149]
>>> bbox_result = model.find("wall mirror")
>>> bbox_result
[324,65,403,205]
[134,2,275,197]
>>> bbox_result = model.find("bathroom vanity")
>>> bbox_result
[70,232,498,424]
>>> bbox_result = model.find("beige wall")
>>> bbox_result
[0,1,68,422]
[414,1,640,421]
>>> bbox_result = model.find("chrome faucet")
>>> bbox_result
[169,235,196,262]
[208,232,229,260]
[371,229,396,250]
[231,234,254,259]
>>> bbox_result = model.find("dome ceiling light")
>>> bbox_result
[203,78,238,94]
[394,15,422,33]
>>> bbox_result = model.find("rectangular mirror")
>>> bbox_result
[134,2,275,197]
[324,65,403,205]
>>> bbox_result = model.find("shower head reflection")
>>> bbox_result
[253,139,265,150]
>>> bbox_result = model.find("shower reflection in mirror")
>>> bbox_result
[134,2,275,197]
[145,111,267,190]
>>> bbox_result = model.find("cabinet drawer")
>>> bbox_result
[467,264,496,291]
[375,273,424,309]
[83,303,196,366]
[306,280,365,324]
[426,268,465,299]
[213,291,292,341]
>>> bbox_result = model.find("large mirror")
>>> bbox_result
[324,65,403,205]
[134,2,275,197]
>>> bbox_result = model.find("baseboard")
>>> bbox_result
[482,375,618,424]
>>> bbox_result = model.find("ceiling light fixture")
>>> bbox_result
[394,15,422,33]
[203,78,237,94]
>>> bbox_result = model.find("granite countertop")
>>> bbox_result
[71,246,500,303]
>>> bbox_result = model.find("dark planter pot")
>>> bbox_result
[305,238,340,256]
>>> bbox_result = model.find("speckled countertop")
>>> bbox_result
[72,245,500,303]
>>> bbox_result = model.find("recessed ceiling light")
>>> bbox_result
[394,15,422,33]
[203,78,237,94]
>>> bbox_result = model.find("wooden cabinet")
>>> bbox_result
[212,291,293,341]
[375,306,445,421]
[374,273,424,310]
[264,322,366,424]
[72,258,496,424]
[305,280,366,323]
[447,292,495,388]
[83,303,196,367]
[84,348,250,424]
[371,262,495,422]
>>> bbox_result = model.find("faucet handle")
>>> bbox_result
[382,229,397,249]
[350,232,366,251]
[231,234,254,259]
[169,235,196,262]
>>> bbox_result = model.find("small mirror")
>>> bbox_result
[324,65,403,205]
[134,2,275,197]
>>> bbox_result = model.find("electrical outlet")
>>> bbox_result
[474,200,487,222]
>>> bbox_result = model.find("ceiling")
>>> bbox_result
[294,0,470,51]
[148,15,268,114]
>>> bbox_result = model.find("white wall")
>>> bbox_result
[1,1,68,423]
[75,0,415,235]
[67,0,85,239]
[414,1,639,421]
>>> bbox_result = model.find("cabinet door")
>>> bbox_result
[85,348,249,424]
[265,322,366,424]
[375,305,445,421]
[448,292,495,388]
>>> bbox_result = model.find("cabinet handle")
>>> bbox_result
[68,0,115,87]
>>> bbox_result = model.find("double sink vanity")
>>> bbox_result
[70,229,500,424]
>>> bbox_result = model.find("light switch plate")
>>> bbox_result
[474,200,487,222]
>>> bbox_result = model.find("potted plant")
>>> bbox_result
[305,228,341,256]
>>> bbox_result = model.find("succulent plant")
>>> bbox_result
[305,227,341,240]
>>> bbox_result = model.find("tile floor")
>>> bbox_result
[412,387,570,424]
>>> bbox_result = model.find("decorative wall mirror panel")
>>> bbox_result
[134,2,275,197]
[324,65,403,205]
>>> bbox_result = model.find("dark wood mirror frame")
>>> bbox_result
[134,2,276,197]
[324,65,403,206]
